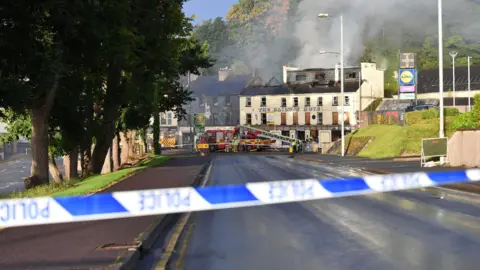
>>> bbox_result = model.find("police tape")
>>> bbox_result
[0,169,479,228]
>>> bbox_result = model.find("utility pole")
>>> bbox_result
[449,51,458,107]
[438,0,445,165]
[468,56,472,111]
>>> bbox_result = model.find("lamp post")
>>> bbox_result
[438,0,445,165]
[318,13,345,157]
[468,56,472,111]
[449,51,458,107]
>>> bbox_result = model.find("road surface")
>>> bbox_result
[171,155,480,270]
[0,156,64,194]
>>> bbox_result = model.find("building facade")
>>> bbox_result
[176,68,253,147]
[239,63,384,149]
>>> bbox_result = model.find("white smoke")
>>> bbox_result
[292,0,480,69]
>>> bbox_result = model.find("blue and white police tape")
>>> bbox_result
[1,169,479,228]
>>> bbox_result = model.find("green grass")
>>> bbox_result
[345,111,458,159]
[2,155,169,199]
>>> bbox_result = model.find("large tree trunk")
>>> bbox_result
[153,84,161,155]
[87,58,123,174]
[153,113,161,155]
[81,146,92,177]
[112,132,121,171]
[30,107,50,185]
[49,154,63,183]
[140,129,148,154]
[101,147,112,174]
[28,57,60,186]
[64,148,78,179]
[127,130,137,158]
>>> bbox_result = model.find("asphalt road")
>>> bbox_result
[0,156,64,194]
[173,155,480,270]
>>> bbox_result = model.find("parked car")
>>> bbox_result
[405,104,438,112]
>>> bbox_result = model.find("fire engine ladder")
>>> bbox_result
[238,125,298,144]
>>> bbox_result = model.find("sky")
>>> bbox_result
[183,0,237,25]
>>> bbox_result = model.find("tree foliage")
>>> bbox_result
[0,0,212,185]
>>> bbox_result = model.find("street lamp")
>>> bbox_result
[449,51,458,107]
[468,56,472,111]
[438,0,445,165]
[318,13,345,157]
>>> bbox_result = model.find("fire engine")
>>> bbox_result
[196,126,298,153]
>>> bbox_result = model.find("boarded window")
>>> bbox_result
[281,112,286,125]
[305,112,310,125]
[332,112,339,125]
[293,112,298,125]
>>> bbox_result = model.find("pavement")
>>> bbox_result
[0,156,211,270]
[295,153,462,173]
[0,155,64,194]
[165,154,480,270]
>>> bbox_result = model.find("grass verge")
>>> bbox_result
[2,155,169,199]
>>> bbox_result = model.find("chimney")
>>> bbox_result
[334,63,340,82]
[218,67,233,81]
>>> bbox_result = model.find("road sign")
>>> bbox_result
[197,144,209,149]
[400,53,416,69]
[421,137,448,167]
[399,69,415,85]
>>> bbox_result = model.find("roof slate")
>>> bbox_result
[189,75,252,96]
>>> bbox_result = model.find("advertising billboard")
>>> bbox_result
[399,85,416,93]
[398,69,415,86]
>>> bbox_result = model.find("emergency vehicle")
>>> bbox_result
[197,125,299,153]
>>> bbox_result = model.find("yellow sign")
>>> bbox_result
[400,70,414,84]
[197,144,209,149]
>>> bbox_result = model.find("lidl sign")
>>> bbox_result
[399,69,415,86]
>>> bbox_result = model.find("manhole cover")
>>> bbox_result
[96,242,141,251]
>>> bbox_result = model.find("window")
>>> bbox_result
[261,113,267,125]
[261,97,267,107]
[295,74,306,81]
[199,96,205,106]
[281,97,287,107]
[246,113,252,125]
[305,97,311,107]
[345,96,350,106]
[225,95,231,105]
[348,72,357,78]
[212,96,218,105]
[167,112,173,125]
[333,96,339,106]
[293,97,299,107]
[160,113,166,125]
[317,97,323,106]
[246,97,251,107]
[317,112,323,125]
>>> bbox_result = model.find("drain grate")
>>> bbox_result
[96,242,141,251]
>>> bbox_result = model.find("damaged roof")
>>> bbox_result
[189,75,252,96]
[417,65,480,93]
[240,82,360,96]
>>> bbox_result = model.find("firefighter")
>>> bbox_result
[291,140,297,153]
